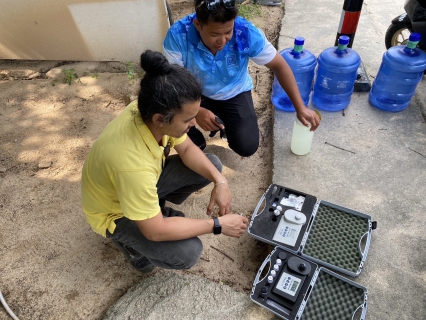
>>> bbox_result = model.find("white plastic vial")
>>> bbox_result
[290,118,314,155]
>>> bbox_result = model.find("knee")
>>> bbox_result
[180,237,203,269]
[148,237,203,270]
[232,141,259,157]
[205,154,222,172]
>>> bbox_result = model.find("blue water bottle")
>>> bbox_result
[271,37,317,112]
[312,36,361,111]
[369,33,426,112]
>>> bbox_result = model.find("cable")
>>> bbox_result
[0,288,20,320]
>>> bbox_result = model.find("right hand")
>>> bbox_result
[196,107,225,132]
[218,214,249,238]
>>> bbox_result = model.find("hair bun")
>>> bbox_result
[140,50,172,76]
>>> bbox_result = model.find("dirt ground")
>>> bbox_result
[0,2,284,319]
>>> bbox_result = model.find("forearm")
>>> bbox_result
[275,65,305,112]
[138,217,214,241]
[179,143,225,184]
[266,53,306,112]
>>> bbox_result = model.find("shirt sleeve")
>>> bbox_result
[112,170,160,221]
[248,24,277,66]
[163,28,184,67]
[173,133,187,146]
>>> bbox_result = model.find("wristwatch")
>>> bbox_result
[213,217,222,235]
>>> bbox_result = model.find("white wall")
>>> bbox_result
[0,0,170,62]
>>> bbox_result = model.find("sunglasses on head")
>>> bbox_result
[199,0,236,11]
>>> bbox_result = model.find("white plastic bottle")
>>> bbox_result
[290,118,314,155]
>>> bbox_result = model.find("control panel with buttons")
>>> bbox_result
[251,248,317,319]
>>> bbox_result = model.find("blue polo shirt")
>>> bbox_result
[163,13,276,100]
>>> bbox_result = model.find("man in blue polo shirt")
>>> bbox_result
[163,0,320,157]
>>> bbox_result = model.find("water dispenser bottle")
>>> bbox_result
[271,37,317,112]
[369,33,426,112]
[312,36,361,112]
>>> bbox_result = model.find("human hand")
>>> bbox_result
[296,107,321,131]
[218,214,248,238]
[206,181,231,216]
[196,108,225,132]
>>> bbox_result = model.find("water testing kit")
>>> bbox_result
[248,184,377,320]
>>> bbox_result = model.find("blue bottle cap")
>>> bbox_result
[409,33,421,42]
[338,36,350,45]
[294,37,305,45]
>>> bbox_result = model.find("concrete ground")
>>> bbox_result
[105,0,426,319]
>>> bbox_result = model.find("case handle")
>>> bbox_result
[351,303,367,320]
[251,193,266,221]
[358,231,371,260]
[253,252,272,285]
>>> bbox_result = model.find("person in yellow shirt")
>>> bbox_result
[81,50,248,272]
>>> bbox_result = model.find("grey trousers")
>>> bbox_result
[106,153,222,271]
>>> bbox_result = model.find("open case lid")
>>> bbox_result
[250,247,368,320]
[248,184,376,277]
[298,267,368,320]
[300,200,374,276]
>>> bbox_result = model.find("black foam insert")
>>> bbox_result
[249,184,317,251]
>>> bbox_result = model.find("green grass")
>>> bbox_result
[63,69,81,85]
[237,3,262,21]
[126,62,136,80]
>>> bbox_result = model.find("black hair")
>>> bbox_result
[138,50,201,124]
[194,0,239,26]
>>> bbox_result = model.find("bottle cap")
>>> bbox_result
[294,37,305,45]
[338,36,350,45]
[409,33,421,42]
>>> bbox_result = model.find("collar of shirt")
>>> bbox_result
[130,104,165,161]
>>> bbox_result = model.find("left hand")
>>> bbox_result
[206,181,232,216]
[296,106,321,131]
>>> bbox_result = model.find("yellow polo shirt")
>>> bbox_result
[81,100,186,237]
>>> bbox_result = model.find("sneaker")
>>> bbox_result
[112,240,155,273]
[131,256,156,273]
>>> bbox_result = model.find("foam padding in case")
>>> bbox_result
[301,269,366,319]
[302,202,370,274]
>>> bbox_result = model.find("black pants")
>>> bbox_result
[189,91,259,157]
